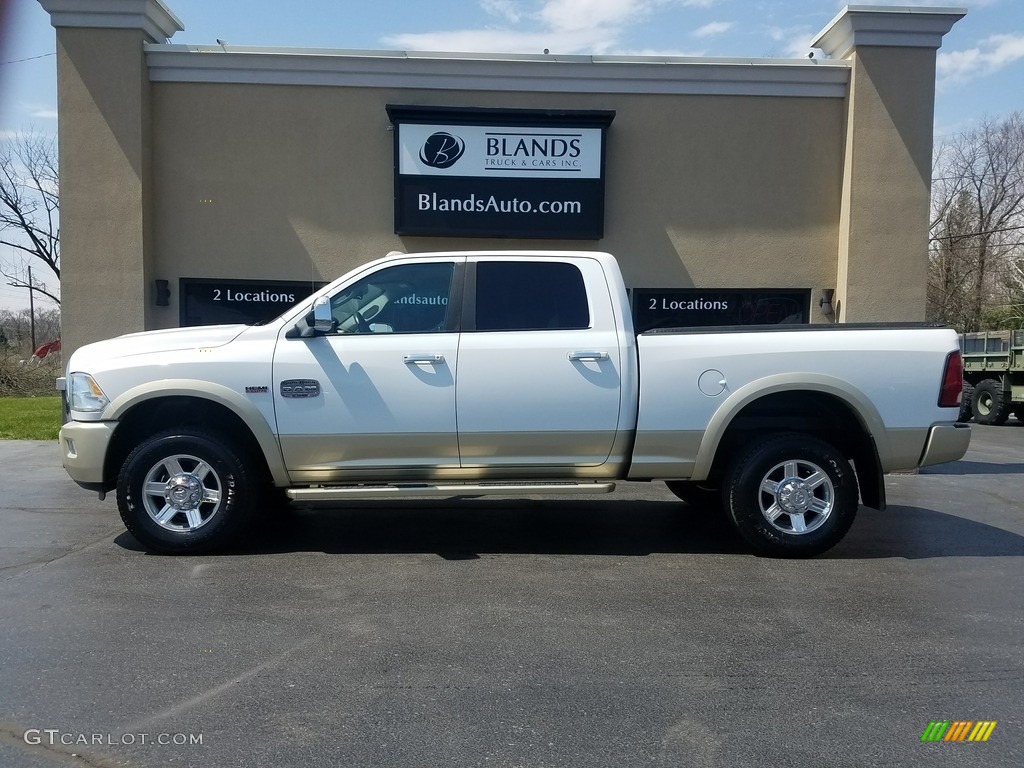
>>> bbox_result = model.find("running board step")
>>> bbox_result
[286,481,616,501]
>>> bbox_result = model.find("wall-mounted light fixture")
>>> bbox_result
[819,288,835,319]
[155,279,171,306]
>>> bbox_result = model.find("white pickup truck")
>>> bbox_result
[59,251,970,557]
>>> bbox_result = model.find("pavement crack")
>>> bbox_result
[0,527,123,582]
[120,633,323,732]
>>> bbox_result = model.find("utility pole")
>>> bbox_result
[28,265,36,351]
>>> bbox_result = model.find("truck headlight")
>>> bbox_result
[68,372,110,413]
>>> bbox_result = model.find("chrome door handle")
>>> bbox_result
[404,355,445,364]
[568,351,609,362]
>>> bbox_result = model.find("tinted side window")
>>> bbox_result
[475,262,590,332]
[330,262,454,334]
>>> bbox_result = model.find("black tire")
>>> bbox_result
[723,433,859,558]
[117,429,255,554]
[971,379,1011,426]
[957,381,974,423]
[665,480,721,508]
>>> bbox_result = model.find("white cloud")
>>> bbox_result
[765,25,816,59]
[693,21,732,38]
[481,0,523,23]
[938,33,1024,84]
[383,0,722,56]
[15,104,58,120]
[539,0,676,32]
[384,27,616,54]
[612,47,708,57]
[539,0,717,31]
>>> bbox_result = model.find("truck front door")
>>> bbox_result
[273,258,464,483]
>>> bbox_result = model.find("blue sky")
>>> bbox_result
[1,0,1023,309]
[3,0,1023,137]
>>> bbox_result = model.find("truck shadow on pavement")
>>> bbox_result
[833,505,1024,559]
[114,498,1024,560]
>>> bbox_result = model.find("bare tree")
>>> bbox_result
[0,131,61,305]
[928,112,1024,331]
[0,306,61,354]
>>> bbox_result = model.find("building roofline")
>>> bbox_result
[812,4,966,59]
[40,0,184,43]
[144,44,851,99]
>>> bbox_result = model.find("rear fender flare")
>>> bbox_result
[690,373,888,482]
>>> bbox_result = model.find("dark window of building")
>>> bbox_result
[475,261,590,331]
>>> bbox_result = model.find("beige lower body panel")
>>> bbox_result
[282,430,625,484]
[458,430,621,468]
[626,430,704,480]
[59,420,117,484]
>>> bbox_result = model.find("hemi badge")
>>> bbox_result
[245,386,269,394]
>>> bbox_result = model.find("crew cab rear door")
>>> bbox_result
[455,256,623,468]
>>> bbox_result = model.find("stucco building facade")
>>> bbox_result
[38,0,964,356]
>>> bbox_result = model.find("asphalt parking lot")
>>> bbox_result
[1,424,1022,768]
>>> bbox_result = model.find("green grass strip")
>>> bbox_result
[0,396,62,440]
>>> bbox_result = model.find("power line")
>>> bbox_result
[931,240,1024,250]
[0,52,56,66]
[930,223,1024,241]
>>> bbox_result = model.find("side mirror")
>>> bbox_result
[312,297,333,333]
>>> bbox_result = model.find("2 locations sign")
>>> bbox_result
[179,278,324,327]
[387,106,615,239]
[632,288,811,332]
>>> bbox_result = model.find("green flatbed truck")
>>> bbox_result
[959,330,1024,425]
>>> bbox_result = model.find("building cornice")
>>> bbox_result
[812,5,966,60]
[38,0,184,43]
[144,45,851,99]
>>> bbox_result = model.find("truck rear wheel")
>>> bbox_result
[971,379,1011,426]
[723,433,858,558]
[116,429,254,554]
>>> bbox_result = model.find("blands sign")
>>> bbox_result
[387,105,614,239]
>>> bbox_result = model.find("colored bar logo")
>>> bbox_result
[921,721,997,742]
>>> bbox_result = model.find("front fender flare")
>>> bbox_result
[103,380,289,487]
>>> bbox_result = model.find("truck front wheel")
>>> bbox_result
[116,429,254,554]
[723,433,858,557]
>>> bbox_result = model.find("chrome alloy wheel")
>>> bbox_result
[141,454,223,532]
[757,459,835,535]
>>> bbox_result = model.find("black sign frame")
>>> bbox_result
[387,105,615,240]
[632,288,812,333]
[179,278,325,327]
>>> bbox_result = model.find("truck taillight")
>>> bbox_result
[938,350,963,408]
